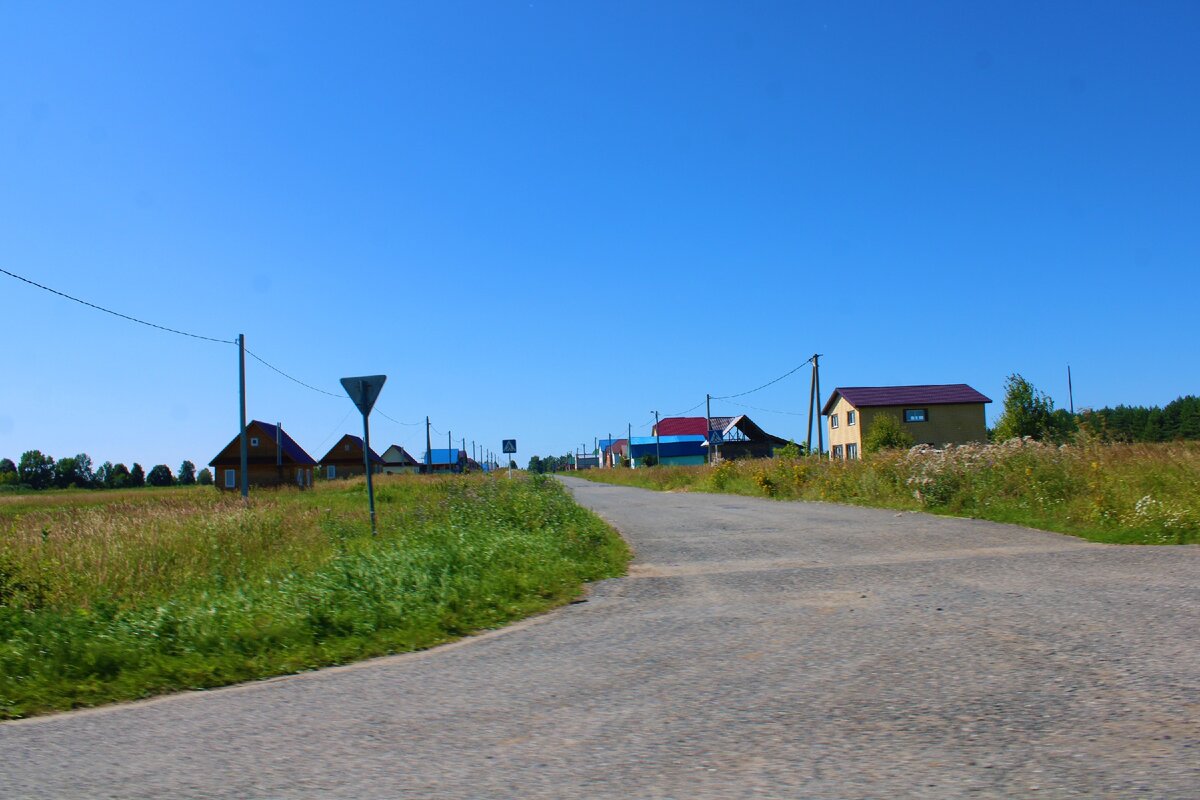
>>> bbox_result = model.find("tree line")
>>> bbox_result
[0,451,212,491]
[526,454,577,473]
[991,376,1200,444]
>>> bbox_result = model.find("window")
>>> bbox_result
[832,444,844,459]
[327,465,336,479]
[904,408,928,423]
[344,443,351,451]
[250,437,259,447]
[847,410,857,426]
[224,469,236,488]
[830,414,839,429]
[847,443,858,460]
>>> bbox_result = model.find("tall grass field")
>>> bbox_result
[0,474,628,719]
[580,440,1200,545]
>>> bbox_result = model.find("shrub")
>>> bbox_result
[862,414,914,453]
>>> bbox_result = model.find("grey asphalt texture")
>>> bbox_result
[3,476,1200,799]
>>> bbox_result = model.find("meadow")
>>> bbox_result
[0,474,628,719]
[580,439,1200,546]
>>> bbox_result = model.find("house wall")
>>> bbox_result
[860,402,987,448]
[826,395,863,454]
[322,460,382,478]
[212,462,313,489]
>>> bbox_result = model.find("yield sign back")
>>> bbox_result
[340,375,387,416]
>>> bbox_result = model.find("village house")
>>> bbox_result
[706,415,792,460]
[208,420,317,490]
[380,444,422,475]
[319,434,384,479]
[424,448,467,474]
[822,384,992,459]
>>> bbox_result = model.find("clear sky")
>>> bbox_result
[2,1,1198,470]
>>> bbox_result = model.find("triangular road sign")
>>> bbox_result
[340,375,387,416]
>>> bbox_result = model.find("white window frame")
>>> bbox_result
[847,410,856,426]
[250,437,259,447]
[830,414,839,429]
[904,409,928,423]
[224,469,236,488]
[847,443,858,460]
[832,444,843,459]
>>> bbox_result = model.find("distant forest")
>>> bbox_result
[1078,396,1200,442]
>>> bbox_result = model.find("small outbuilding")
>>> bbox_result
[208,420,317,490]
[822,384,992,458]
[320,434,384,479]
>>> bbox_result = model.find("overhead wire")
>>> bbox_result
[724,399,809,417]
[243,348,344,397]
[1,266,232,344]
[711,357,813,400]
[5,265,476,455]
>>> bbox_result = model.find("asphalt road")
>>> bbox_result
[4,477,1200,799]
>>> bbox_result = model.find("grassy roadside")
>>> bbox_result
[0,474,629,719]
[576,440,1200,545]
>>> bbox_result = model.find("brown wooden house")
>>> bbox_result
[320,434,384,479]
[209,420,317,490]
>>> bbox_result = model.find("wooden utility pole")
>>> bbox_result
[653,411,661,465]
[706,393,712,464]
[1068,365,1075,415]
[806,353,823,456]
[238,333,248,499]
[425,416,432,472]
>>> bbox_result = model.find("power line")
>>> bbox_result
[711,358,812,400]
[724,399,808,417]
[1,266,232,344]
[243,348,343,397]
[315,410,355,451]
[376,409,421,426]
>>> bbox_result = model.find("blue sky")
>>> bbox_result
[2,1,1198,469]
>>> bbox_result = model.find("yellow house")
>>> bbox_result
[822,384,992,459]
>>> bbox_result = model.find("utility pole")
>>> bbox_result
[448,430,452,472]
[653,410,661,465]
[1068,365,1075,415]
[814,354,823,457]
[806,354,824,456]
[607,432,612,468]
[706,393,712,464]
[627,422,632,468]
[238,333,248,499]
[425,416,432,473]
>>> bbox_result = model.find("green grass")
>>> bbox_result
[0,474,628,719]
[577,440,1200,546]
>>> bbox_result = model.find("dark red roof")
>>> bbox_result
[823,384,991,415]
[654,417,709,436]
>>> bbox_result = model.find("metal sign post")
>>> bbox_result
[340,374,387,535]
[502,439,517,478]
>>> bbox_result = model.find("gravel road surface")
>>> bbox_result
[3,477,1199,799]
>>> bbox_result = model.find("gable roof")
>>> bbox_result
[209,420,318,467]
[654,417,709,436]
[320,434,384,465]
[381,445,419,465]
[707,415,791,446]
[822,384,992,415]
